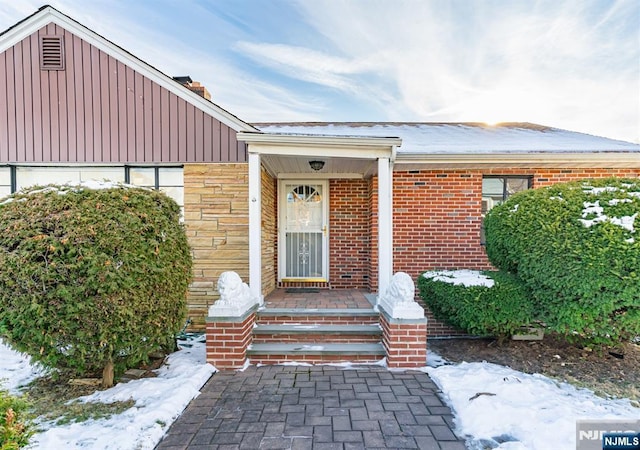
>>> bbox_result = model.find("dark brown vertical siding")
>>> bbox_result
[0,50,9,162]
[186,103,195,162]
[14,41,26,161]
[6,46,17,161]
[90,44,101,161]
[22,38,33,161]
[0,23,246,163]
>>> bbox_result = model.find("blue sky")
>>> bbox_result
[1,0,638,143]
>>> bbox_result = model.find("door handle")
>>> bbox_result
[322,225,327,236]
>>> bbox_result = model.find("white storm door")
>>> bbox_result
[279,180,328,281]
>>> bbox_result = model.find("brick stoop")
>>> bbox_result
[248,308,385,364]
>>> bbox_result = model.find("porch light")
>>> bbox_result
[309,160,325,171]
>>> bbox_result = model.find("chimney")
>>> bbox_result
[173,75,211,100]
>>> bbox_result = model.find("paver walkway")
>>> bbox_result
[156,365,466,450]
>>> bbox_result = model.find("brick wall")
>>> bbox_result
[261,168,277,295]
[329,179,370,288]
[393,167,640,337]
[183,163,249,330]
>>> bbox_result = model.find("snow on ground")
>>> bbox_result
[422,269,495,287]
[0,336,215,450]
[425,356,639,450]
[0,339,48,393]
[2,338,638,450]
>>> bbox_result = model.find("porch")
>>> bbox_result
[263,288,376,310]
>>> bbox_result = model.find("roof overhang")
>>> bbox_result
[395,152,640,169]
[237,132,401,178]
[237,132,401,160]
[0,6,256,133]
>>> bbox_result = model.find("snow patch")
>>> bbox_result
[423,269,495,288]
[0,339,48,394]
[579,200,637,232]
[425,362,639,450]
[29,338,215,450]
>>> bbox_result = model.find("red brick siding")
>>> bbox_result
[205,312,255,369]
[249,354,383,364]
[252,333,381,344]
[329,179,370,288]
[393,167,640,337]
[380,314,427,368]
[257,314,379,326]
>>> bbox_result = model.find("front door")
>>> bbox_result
[279,180,328,281]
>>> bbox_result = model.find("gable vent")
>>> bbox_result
[40,36,64,70]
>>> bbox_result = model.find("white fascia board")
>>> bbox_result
[394,152,640,168]
[276,172,364,179]
[0,6,256,133]
[239,133,400,160]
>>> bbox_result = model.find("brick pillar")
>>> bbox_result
[206,306,256,369]
[380,312,427,369]
[377,272,428,368]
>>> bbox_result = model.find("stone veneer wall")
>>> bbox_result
[261,167,277,295]
[183,163,249,330]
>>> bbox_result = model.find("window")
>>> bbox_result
[15,166,125,191]
[127,166,184,215]
[0,167,11,198]
[6,166,184,216]
[481,176,532,243]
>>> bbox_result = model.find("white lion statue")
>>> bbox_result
[378,272,425,320]
[208,271,258,316]
[383,272,415,305]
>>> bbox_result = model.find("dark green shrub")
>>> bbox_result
[484,178,640,345]
[418,270,535,339]
[0,184,192,385]
[0,389,32,449]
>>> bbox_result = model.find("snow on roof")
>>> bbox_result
[254,122,640,155]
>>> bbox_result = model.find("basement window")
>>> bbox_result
[40,36,64,70]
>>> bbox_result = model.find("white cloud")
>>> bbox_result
[0,0,638,142]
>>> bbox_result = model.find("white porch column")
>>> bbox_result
[377,156,393,297]
[248,151,263,304]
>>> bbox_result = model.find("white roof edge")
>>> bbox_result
[0,6,256,133]
[395,152,640,167]
[236,131,402,148]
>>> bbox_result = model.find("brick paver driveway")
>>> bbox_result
[156,365,466,449]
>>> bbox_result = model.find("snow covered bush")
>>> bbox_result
[484,177,640,345]
[0,389,32,448]
[0,183,192,386]
[418,270,534,339]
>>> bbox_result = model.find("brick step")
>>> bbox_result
[247,342,386,365]
[252,324,382,344]
[257,308,379,326]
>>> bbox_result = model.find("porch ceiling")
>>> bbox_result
[262,155,377,178]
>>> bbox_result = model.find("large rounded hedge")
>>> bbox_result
[0,183,192,384]
[484,177,640,345]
